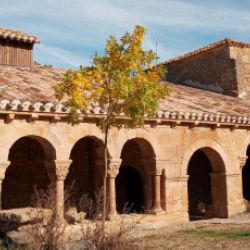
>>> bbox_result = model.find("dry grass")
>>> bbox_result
[135,215,250,250]
[0,186,141,250]
[5,186,250,249]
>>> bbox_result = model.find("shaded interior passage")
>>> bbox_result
[188,149,212,218]
[65,137,104,216]
[242,145,250,200]
[2,137,50,209]
[116,138,156,214]
[187,148,227,220]
[116,166,144,213]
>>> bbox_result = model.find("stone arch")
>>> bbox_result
[186,146,228,220]
[241,136,250,160]
[112,130,160,160]
[2,135,56,209]
[181,139,230,176]
[116,138,156,213]
[0,129,59,162]
[65,136,107,217]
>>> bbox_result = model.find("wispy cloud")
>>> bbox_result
[1,0,250,68]
[36,44,88,68]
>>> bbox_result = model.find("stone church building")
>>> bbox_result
[0,28,250,223]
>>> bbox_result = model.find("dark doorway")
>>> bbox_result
[116,166,144,213]
[188,149,212,220]
[2,137,50,209]
[187,147,227,220]
[242,145,250,200]
[65,137,104,217]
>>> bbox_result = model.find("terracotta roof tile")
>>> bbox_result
[0,64,250,119]
[0,28,40,44]
[0,65,64,102]
[160,82,250,116]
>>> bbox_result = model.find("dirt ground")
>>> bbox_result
[133,213,250,250]
[1,211,250,249]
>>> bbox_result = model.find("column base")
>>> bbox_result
[107,213,120,221]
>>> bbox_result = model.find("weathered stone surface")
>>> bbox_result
[0,208,52,224]
[165,39,250,98]
[65,208,86,224]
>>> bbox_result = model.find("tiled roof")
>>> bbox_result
[0,64,250,125]
[162,38,250,65]
[160,82,250,117]
[0,28,40,44]
[0,65,64,102]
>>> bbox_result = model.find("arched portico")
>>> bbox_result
[187,147,227,220]
[115,138,163,214]
[2,136,56,209]
[65,136,106,218]
[181,139,231,176]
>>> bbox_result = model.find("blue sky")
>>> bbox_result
[1,0,250,69]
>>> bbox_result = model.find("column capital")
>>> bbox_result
[55,160,72,181]
[44,160,72,181]
[155,158,169,175]
[0,161,10,180]
[108,159,121,177]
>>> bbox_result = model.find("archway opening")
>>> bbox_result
[116,138,156,214]
[116,166,144,213]
[187,148,227,220]
[65,137,105,217]
[242,145,250,201]
[2,136,53,209]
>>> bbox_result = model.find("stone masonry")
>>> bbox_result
[165,39,250,98]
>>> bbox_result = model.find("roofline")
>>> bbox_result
[0,28,40,44]
[161,38,250,65]
[0,99,250,128]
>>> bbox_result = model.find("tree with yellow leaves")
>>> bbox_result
[54,25,169,238]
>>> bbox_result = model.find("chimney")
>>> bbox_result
[0,28,40,68]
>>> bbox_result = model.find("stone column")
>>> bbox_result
[152,172,162,213]
[149,159,168,214]
[44,159,72,222]
[147,168,164,214]
[107,159,120,219]
[0,161,10,209]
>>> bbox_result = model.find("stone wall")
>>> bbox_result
[230,47,250,98]
[0,118,249,222]
[165,45,238,96]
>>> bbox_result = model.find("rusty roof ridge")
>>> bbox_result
[160,38,250,65]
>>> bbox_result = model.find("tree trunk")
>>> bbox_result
[101,124,109,239]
